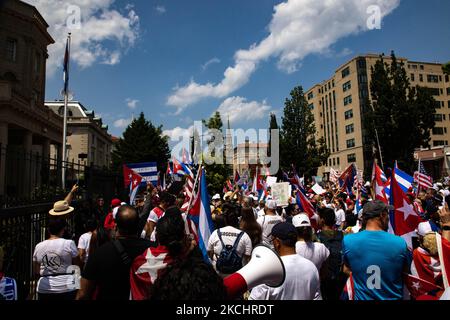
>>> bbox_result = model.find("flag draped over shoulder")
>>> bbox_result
[436,232,450,289]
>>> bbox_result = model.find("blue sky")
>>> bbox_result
[39,0,450,146]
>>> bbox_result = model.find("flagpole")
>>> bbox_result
[62,33,71,190]
[416,158,421,196]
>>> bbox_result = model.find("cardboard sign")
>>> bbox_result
[266,176,278,187]
[271,182,290,207]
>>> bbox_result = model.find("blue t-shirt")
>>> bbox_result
[343,230,410,300]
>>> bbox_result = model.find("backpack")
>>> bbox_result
[215,230,245,274]
[318,231,344,280]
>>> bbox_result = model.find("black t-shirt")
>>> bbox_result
[82,237,151,300]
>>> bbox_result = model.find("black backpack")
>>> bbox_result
[318,231,344,280]
[215,230,245,274]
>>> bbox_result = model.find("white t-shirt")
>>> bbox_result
[257,215,284,249]
[208,226,252,263]
[249,254,322,300]
[77,232,92,263]
[33,238,78,293]
[147,207,165,241]
[295,241,330,271]
[335,209,346,227]
[257,208,265,218]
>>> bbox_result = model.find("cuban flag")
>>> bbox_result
[372,162,389,204]
[188,168,214,263]
[123,165,143,205]
[389,167,423,249]
[296,191,316,221]
[166,162,172,176]
[339,163,357,195]
[172,157,186,176]
[385,166,414,199]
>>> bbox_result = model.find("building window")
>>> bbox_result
[447,88,450,95]
[433,141,446,147]
[448,101,450,108]
[433,127,445,135]
[411,65,418,70]
[308,103,314,110]
[347,154,356,163]
[427,75,439,83]
[337,157,340,165]
[345,124,354,134]
[342,67,350,78]
[6,38,17,62]
[346,139,356,148]
[419,74,424,82]
[420,65,424,70]
[307,92,314,100]
[343,81,351,92]
[333,158,336,166]
[435,114,443,122]
[344,95,353,106]
[410,74,415,82]
[332,80,335,87]
[426,88,441,96]
[345,109,353,120]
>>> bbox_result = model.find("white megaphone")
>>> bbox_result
[223,245,286,299]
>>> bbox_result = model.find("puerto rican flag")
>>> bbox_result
[188,168,214,263]
[389,167,423,249]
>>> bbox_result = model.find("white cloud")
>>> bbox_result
[167,0,400,111]
[155,5,166,14]
[201,57,221,71]
[217,97,272,124]
[163,126,193,142]
[114,117,132,129]
[24,0,140,76]
[125,98,139,109]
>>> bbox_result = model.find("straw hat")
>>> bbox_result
[49,200,74,216]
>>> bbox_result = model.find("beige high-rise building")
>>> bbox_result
[46,101,113,168]
[305,53,449,178]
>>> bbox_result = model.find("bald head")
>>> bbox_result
[116,205,139,236]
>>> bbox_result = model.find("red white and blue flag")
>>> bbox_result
[389,167,423,249]
[188,168,214,262]
[414,162,433,190]
[372,162,389,204]
[63,37,70,94]
[123,165,143,205]
[339,163,357,195]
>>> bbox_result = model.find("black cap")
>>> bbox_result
[362,200,394,218]
[271,222,298,240]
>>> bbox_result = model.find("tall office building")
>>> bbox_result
[305,53,449,178]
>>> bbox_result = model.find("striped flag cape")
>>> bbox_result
[414,162,433,190]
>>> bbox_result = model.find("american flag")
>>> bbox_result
[181,165,195,212]
[414,162,433,190]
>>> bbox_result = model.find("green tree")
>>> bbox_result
[443,62,450,75]
[112,112,170,174]
[280,86,329,177]
[365,52,437,172]
[202,111,231,195]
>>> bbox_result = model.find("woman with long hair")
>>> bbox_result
[239,207,262,248]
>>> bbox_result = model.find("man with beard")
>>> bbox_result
[342,200,411,300]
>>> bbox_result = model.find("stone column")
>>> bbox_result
[0,121,8,198]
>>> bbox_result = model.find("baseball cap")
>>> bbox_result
[271,222,298,240]
[362,200,394,218]
[416,222,433,237]
[111,198,121,208]
[212,194,221,201]
[266,200,277,210]
[292,214,311,228]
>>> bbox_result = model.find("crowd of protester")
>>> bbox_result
[2,174,449,301]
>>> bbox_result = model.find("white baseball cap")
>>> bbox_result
[266,200,277,210]
[416,222,433,237]
[212,194,221,200]
[292,214,311,228]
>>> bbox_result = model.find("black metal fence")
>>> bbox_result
[0,145,121,299]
